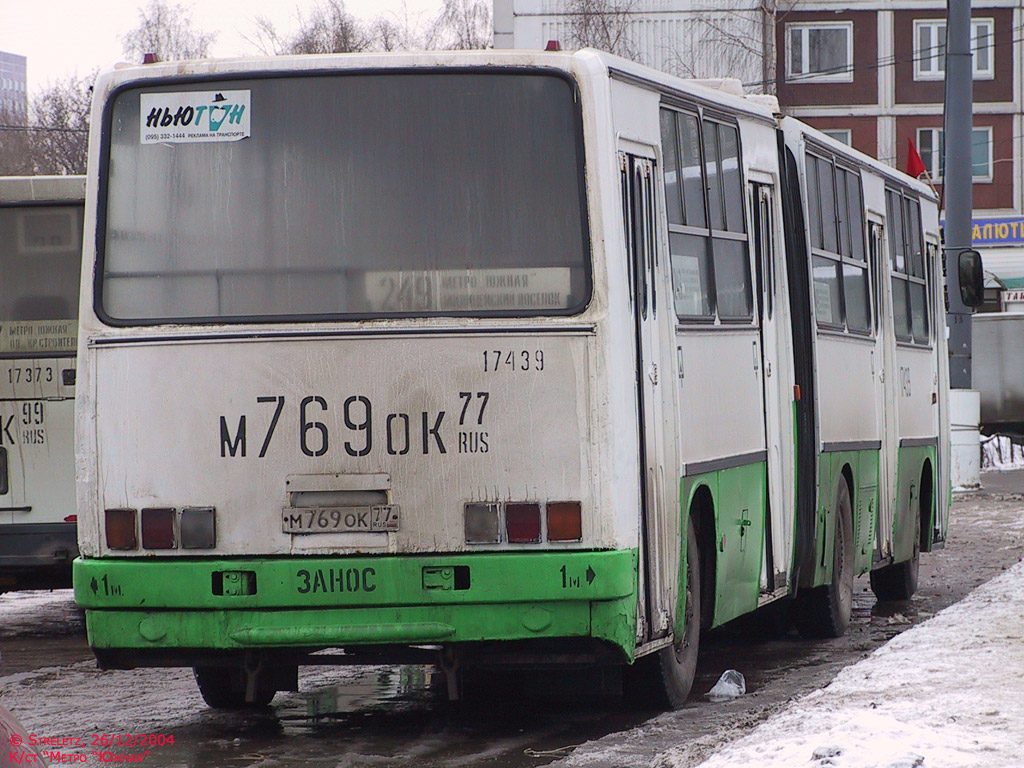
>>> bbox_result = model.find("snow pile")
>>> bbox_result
[981,434,1024,471]
[656,560,1024,768]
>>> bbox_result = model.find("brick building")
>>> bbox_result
[494,0,1024,306]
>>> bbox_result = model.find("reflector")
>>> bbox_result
[547,501,583,541]
[465,502,501,544]
[141,507,176,549]
[105,508,137,550]
[180,507,216,549]
[506,503,542,543]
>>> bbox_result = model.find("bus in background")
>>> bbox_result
[0,175,85,593]
[72,51,974,710]
[777,120,959,612]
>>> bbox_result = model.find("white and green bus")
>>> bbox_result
[1,175,85,593]
[73,50,977,708]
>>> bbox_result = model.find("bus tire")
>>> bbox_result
[870,510,920,601]
[624,518,701,709]
[796,480,854,638]
[193,666,275,709]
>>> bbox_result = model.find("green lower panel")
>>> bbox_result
[816,450,880,584]
[894,445,937,559]
[74,550,638,658]
[682,461,767,628]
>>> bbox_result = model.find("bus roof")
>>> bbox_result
[779,116,938,203]
[95,48,779,125]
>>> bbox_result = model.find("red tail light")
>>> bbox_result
[547,501,582,541]
[105,508,137,550]
[506,503,542,543]
[64,514,77,523]
[141,507,176,549]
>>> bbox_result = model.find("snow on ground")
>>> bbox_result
[0,658,392,737]
[982,434,1024,471]
[0,589,81,638]
[654,559,1024,768]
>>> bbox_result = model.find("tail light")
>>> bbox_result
[180,507,216,549]
[141,507,176,549]
[64,514,77,523]
[505,503,542,543]
[105,508,138,550]
[465,502,501,544]
[547,501,583,542]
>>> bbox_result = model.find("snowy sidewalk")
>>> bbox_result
[656,557,1024,768]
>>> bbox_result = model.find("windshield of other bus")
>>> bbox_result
[99,71,591,323]
[0,203,83,357]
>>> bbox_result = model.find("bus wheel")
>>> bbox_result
[870,510,920,601]
[193,666,275,709]
[624,518,701,709]
[796,481,854,638]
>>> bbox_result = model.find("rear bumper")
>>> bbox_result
[74,550,639,663]
[0,523,78,590]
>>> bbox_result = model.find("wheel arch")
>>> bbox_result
[919,458,935,552]
[686,483,716,631]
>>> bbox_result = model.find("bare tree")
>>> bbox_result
[0,73,93,176]
[0,106,34,175]
[666,0,776,90]
[122,0,217,63]
[561,0,640,60]
[252,1,370,55]
[29,73,93,175]
[432,0,492,50]
[367,3,438,52]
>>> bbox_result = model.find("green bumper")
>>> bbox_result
[74,550,638,658]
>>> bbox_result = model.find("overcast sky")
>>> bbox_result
[0,0,445,96]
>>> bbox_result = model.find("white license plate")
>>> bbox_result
[282,505,400,533]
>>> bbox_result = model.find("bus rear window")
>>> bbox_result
[0,204,83,356]
[99,71,591,323]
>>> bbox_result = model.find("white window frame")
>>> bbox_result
[786,21,854,83]
[821,129,852,146]
[915,126,994,183]
[913,18,995,81]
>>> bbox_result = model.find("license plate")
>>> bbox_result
[282,505,400,533]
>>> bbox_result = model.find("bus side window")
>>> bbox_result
[660,108,712,318]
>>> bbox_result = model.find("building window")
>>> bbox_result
[786,22,854,82]
[821,129,851,146]
[916,127,993,182]
[913,18,994,80]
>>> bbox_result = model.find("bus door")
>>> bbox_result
[621,151,678,643]
[750,180,788,596]
[871,219,896,559]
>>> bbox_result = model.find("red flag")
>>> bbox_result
[906,137,927,178]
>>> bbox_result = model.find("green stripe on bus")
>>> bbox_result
[75,550,640,658]
[682,460,767,628]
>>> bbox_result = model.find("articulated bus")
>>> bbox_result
[1,175,85,593]
[73,50,974,709]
